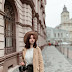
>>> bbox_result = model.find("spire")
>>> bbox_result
[63,5,69,13]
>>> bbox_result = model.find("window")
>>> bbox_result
[58,33,60,37]
[61,33,63,37]
[4,1,16,54]
[54,33,56,37]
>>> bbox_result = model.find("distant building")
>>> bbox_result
[56,5,72,43]
[46,27,70,44]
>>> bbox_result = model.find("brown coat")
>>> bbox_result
[22,46,44,72]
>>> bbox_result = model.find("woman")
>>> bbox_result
[20,31,44,72]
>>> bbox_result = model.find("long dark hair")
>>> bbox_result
[25,34,37,49]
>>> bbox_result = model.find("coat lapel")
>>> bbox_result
[33,47,37,72]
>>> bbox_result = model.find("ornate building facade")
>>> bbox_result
[46,27,69,44]
[56,5,72,43]
[0,0,47,72]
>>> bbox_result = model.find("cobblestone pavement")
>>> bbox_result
[42,46,72,72]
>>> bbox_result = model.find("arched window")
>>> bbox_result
[4,0,16,54]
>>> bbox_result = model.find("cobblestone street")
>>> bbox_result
[42,46,72,72]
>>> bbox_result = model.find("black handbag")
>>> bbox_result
[19,65,27,72]
[19,60,27,72]
[27,64,33,72]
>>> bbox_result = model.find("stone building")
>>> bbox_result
[0,0,47,72]
[46,27,70,44]
[56,5,72,43]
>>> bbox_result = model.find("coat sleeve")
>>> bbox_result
[38,47,44,72]
[22,48,26,64]
[22,49,24,62]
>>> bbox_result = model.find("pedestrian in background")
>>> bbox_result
[20,31,44,72]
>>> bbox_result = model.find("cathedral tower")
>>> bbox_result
[61,5,69,23]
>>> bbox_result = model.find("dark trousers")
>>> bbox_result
[26,69,33,72]
[26,64,33,72]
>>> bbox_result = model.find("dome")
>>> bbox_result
[62,5,69,13]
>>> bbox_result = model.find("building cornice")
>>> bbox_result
[16,22,32,29]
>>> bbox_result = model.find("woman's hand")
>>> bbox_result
[20,62,25,65]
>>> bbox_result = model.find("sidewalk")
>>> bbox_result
[42,46,72,72]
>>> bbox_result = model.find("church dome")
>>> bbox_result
[62,5,69,13]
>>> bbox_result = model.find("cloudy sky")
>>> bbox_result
[45,0,72,28]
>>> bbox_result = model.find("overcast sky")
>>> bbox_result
[45,0,72,28]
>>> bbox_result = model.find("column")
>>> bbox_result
[0,1,5,72]
[38,24,40,33]
[23,4,32,31]
[33,17,37,31]
[0,0,4,57]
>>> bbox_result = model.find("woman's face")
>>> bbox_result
[29,35,35,45]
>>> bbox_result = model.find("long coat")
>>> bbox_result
[22,46,44,72]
